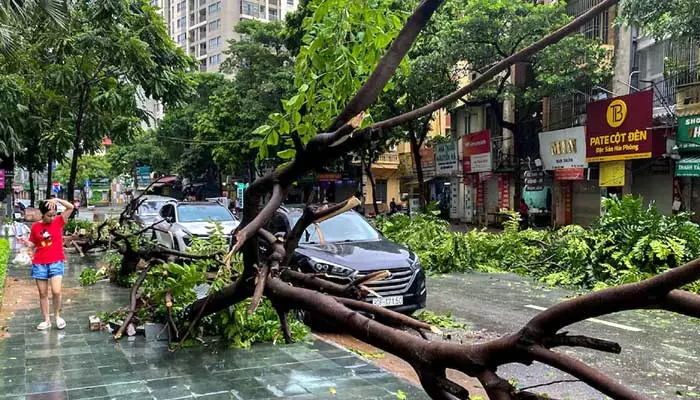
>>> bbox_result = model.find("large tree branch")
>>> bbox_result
[527,346,646,400]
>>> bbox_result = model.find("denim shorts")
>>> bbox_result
[31,261,65,280]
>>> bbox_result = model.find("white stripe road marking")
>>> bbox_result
[524,304,644,333]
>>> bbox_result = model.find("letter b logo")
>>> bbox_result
[606,99,627,128]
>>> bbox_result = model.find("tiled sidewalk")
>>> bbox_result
[0,247,428,399]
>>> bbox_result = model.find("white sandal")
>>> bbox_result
[37,321,52,330]
[56,317,66,330]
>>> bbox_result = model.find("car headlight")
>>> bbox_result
[309,258,355,277]
[183,235,193,247]
[411,254,422,270]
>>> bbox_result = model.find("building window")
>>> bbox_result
[176,1,185,12]
[207,1,220,14]
[150,0,159,7]
[374,179,388,203]
[176,16,186,28]
[268,8,279,21]
[208,36,222,49]
[177,33,186,44]
[208,19,220,31]
[241,0,261,18]
[208,54,221,65]
[287,0,293,5]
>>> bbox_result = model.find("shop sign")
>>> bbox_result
[420,145,436,178]
[675,157,700,177]
[524,170,545,191]
[435,141,459,176]
[317,172,341,182]
[599,160,625,187]
[586,90,654,162]
[539,127,587,170]
[676,115,700,152]
[554,168,585,181]
[0,169,4,190]
[498,174,511,210]
[463,130,492,173]
[399,153,414,176]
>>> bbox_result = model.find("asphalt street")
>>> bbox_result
[426,272,700,399]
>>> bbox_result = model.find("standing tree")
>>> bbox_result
[195,20,295,181]
[40,0,193,202]
[374,0,458,208]
[106,129,171,185]
[156,73,224,190]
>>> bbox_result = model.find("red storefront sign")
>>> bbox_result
[419,145,436,178]
[554,168,585,181]
[317,173,341,182]
[498,174,510,210]
[463,130,492,173]
[585,90,655,162]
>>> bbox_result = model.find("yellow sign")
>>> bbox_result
[599,160,625,187]
[606,99,627,128]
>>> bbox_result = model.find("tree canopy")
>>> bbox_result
[619,0,700,41]
[23,0,194,200]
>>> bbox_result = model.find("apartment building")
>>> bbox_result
[152,0,297,73]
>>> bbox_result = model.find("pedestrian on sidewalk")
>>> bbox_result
[18,198,74,331]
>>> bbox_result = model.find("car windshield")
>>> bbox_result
[292,212,380,244]
[177,205,234,223]
[139,200,169,216]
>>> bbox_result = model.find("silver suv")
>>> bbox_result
[154,201,239,250]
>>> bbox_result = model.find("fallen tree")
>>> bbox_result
[88,0,700,398]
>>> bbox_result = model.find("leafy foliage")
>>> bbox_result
[196,21,294,177]
[252,0,409,161]
[413,310,465,329]
[79,268,100,286]
[0,238,10,302]
[618,0,700,41]
[115,222,309,348]
[64,219,95,235]
[375,195,700,292]
[54,154,113,188]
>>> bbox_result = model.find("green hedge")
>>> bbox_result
[0,238,11,306]
[374,195,700,293]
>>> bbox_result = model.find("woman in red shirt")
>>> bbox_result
[19,198,74,330]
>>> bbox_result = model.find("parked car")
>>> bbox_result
[154,201,239,250]
[265,207,427,313]
[132,195,177,227]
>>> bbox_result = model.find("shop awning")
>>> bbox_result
[151,176,178,187]
[676,156,700,177]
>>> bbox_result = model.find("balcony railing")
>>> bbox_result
[376,153,399,163]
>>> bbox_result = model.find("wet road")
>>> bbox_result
[427,272,700,399]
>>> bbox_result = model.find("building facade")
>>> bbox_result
[153,0,297,73]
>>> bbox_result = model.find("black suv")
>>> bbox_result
[266,206,427,313]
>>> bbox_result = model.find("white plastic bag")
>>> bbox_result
[13,248,32,266]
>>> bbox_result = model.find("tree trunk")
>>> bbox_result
[45,146,54,199]
[364,159,379,216]
[409,132,426,209]
[68,85,90,202]
[28,169,35,207]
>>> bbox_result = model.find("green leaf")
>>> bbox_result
[277,149,296,159]
[266,131,279,146]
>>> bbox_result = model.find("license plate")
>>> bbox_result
[372,296,403,307]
